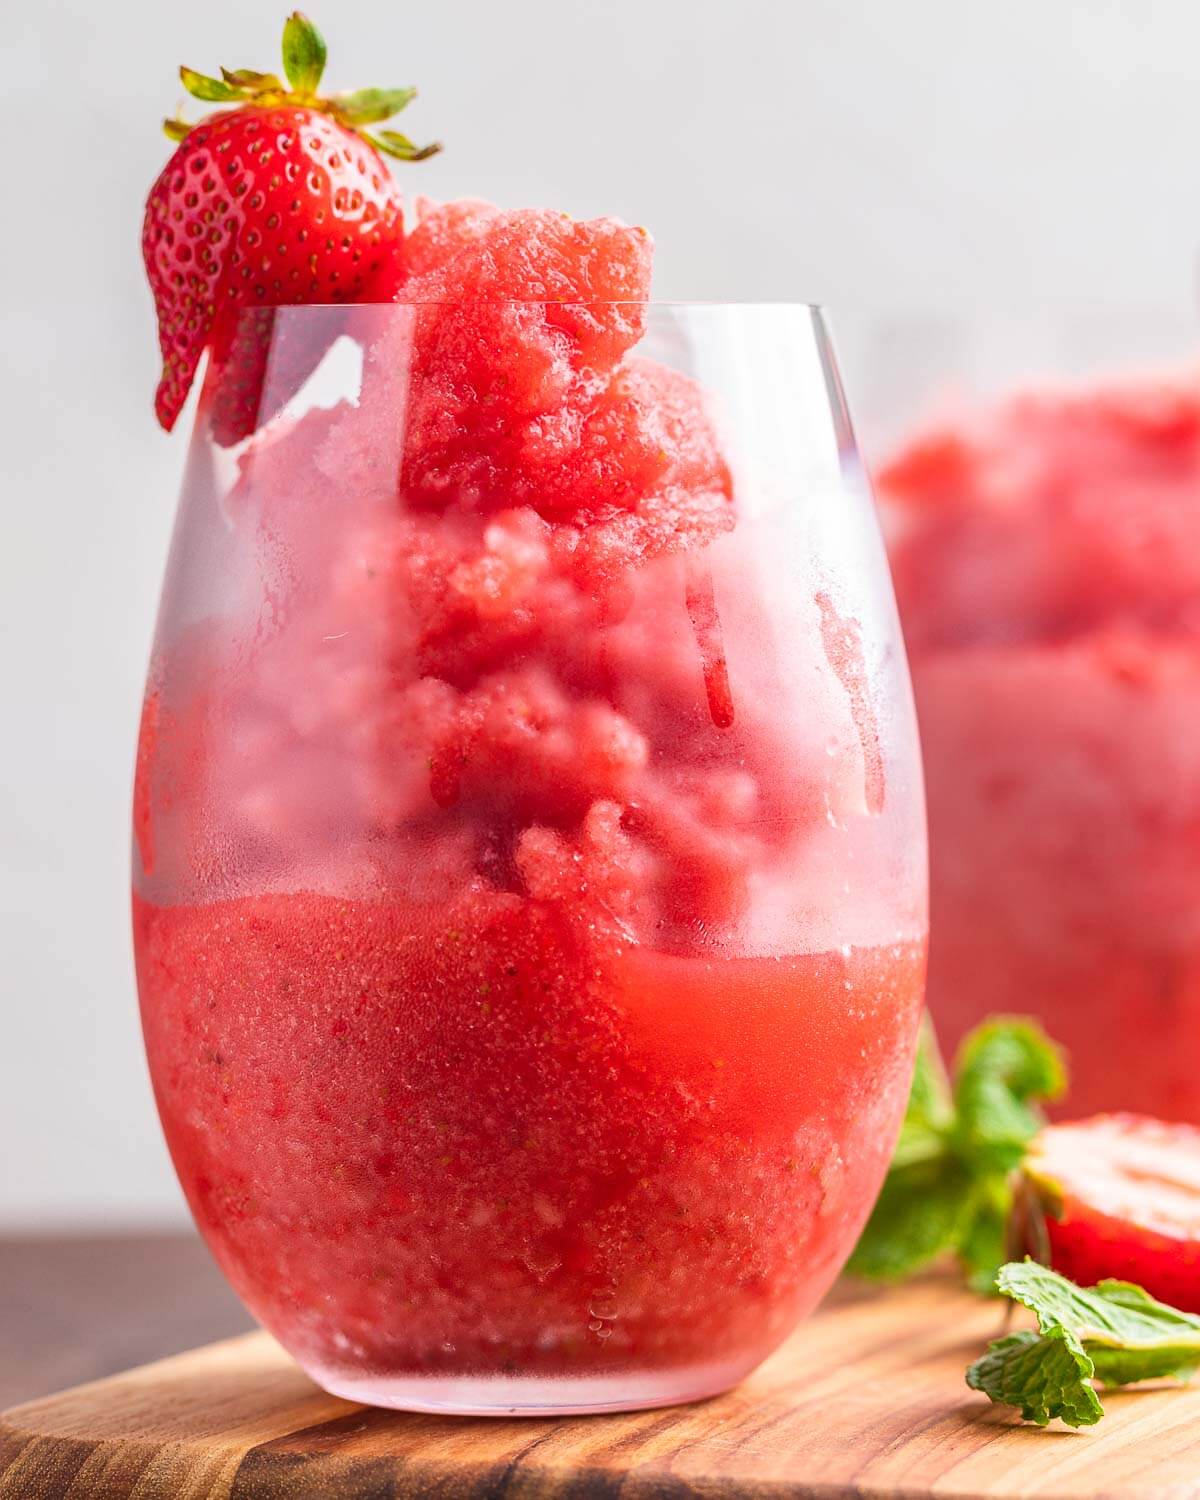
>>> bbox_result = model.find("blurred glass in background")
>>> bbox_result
[844,308,1200,1120]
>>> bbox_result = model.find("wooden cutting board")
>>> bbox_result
[3,1276,1200,1499]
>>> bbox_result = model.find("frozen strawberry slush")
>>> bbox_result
[134,205,924,1407]
[881,377,1200,1121]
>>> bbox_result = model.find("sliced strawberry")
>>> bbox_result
[1023,1114,1200,1312]
[205,304,351,446]
[142,13,439,443]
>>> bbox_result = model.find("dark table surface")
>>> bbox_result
[0,1233,254,1411]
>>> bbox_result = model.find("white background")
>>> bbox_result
[4,0,1200,1228]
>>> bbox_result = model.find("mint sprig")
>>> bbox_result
[848,1016,1065,1290]
[967,1261,1200,1426]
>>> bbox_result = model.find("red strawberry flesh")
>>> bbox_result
[1026,1114,1200,1311]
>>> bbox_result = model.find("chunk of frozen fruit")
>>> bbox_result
[515,799,649,923]
[426,668,649,820]
[512,357,733,519]
[403,198,500,276]
[396,210,654,506]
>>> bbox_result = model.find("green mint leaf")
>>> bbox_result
[179,66,242,103]
[967,1261,1200,1427]
[336,86,417,126]
[847,1155,972,1281]
[891,1013,953,1166]
[850,1015,1065,1287]
[967,1326,1103,1428]
[959,1176,1012,1293]
[952,1019,1066,1174]
[1090,1345,1200,1386]
[998,1261,1200,1354]
[282,12,328,94]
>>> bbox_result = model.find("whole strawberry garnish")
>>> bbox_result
[143,12,439,439]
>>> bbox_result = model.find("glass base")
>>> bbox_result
[305,1353,756,1416]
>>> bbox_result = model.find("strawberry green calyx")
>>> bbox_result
[281,11,326,93]
[163,12,441,162]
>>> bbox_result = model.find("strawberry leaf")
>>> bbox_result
[336,86,417,126]
[157,17,441,163]
[282,12,327,94]
[371,129,441,161]
[162,116,192,142]
[221,66,284,91]
[179,66,242,102]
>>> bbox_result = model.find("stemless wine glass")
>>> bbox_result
[847,306,1200,1121]
[132,301,927,1415]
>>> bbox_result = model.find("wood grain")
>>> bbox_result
[4,1276,1200,1499]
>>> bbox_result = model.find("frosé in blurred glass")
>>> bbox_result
[874,315,1200,1120]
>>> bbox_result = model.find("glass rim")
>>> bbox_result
[245,298,828,313]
